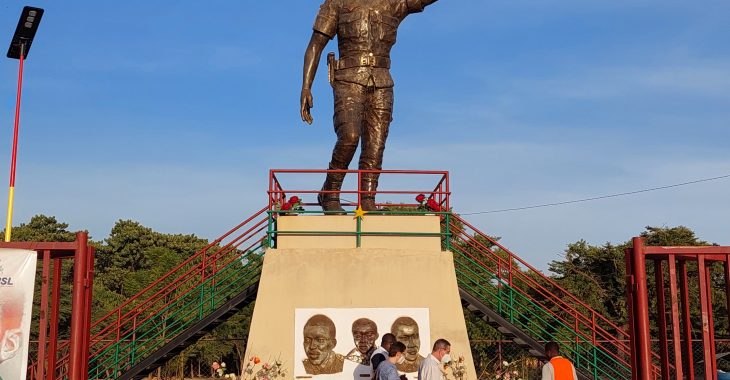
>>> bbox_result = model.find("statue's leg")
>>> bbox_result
[358,86,394,211]
[319,81,367,213]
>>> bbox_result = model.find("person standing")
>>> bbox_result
[541,341,578,380]
[375,342,407,380]
[371,333,397,372]
[418,339,451,380]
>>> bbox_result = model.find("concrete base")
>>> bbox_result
[245,216,474,380]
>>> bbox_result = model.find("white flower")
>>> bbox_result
[502,360,509,366]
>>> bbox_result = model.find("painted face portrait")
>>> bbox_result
[391,316,423,372]
[351,318,378,355]
[302,314,344,375]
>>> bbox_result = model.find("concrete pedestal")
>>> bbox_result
[245,216,474,380]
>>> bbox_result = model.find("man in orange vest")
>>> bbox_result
[541,341,578,380]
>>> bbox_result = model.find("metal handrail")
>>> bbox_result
[450,214,663,379]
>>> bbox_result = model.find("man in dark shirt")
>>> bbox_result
[371,333,397,373]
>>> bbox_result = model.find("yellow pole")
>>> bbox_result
[5,186,14,242]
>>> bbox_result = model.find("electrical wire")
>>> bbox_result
[458,173,730,216]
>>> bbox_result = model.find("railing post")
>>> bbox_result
[47,257,62,380]
[37,250,51,380]
[667,258,684,380]
[356,214,362,248]
[696,257,715,379]
[678,260,694,380]
[654,259,670,380]
[445,213,451,252]
[69,231,89,380]
[631,237,652,380]
[592,312,598,379]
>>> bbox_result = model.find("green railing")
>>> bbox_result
[454,254,630,379]
[60,201,643,380]
[448,216,636,380]
[87,243,266,379]
[266,210,453,250]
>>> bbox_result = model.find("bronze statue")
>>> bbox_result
[302,314,345,375]
[345,318,379,365]
[301,0,441,212]
[391,316,423,372]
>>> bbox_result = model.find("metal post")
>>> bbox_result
[654,259,670,380]
[357,169,362,206]
[678,260,694,380]
[36,250,51,380]
[696,257,714,378]
[47,258,62,380]
[4,43,25,242]
[68,231,89,380]
[631,237,652,380]
[667,258,684,379]
[725,257,730,352]
[704,263,717,379]
[624,248,638,380]
[82,247,96,377]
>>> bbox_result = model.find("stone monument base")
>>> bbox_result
[245,216,475,380]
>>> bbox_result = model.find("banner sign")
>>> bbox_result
[0,249,37,380]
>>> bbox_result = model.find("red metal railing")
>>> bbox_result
[627,238,730,380]
[268,169,450,211]
[449,215,664,379]
[48,207,270,379]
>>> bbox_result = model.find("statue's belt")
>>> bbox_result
[335,54,391,69]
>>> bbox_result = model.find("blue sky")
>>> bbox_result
[0,1,728,270]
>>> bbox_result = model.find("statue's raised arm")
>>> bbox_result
[300,0,442,213]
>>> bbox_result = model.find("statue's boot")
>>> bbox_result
[318,173,346,215]
[360,175,379,211]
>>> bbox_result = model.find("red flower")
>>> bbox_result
[415,194,426,203]
[281,202,293,211]
[254,357,261,365]
[289,196,300,204]
[426,199,441,212]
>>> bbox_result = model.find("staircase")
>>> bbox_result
[45,207,270,380]
[448,214,655,379]
[40,204,658,379]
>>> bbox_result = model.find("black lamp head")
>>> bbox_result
[7,6,44,60]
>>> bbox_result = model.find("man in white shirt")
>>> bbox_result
[417,339,451,380]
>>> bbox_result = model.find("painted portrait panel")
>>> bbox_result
[294,308,430,380]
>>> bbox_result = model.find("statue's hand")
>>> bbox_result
[300,88,314,124]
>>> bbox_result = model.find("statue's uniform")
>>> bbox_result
[312,0,432,204]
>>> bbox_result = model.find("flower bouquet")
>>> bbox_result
[415,194,442,212]
[276,196,304,215]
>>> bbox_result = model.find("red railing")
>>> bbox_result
[268,169,450,211]
[49,207,270,379]
[627,239,730,380]
[449,214,664,379]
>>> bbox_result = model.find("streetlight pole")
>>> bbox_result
[4,6,43,242]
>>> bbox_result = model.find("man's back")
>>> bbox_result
[541,356,578,380]
[376,360,400,380]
